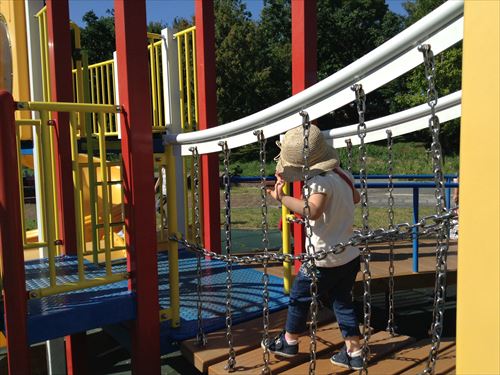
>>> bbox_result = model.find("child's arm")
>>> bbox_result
[267,174,327,220]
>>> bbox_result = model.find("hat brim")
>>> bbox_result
[276,146,340,182]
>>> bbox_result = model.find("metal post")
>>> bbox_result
[291,0,317,273]
[412,187,419,272]
[0,91,31,375]
[45,2,86,373]
[195,0,221,254]
[457,2,499,373]
[114,1,161,373]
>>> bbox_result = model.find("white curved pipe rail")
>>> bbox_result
[167,0,463,155]
[325,90,461,148]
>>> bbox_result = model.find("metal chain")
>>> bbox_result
[419,44,451,375]
[385,131,396,336]
[298,111,318,375]
[352,84,371,374]
[219,140,236,371]
[254,130,271,375]
[189,146,207,347]
[345,138,353,174]
[171,210,456,266]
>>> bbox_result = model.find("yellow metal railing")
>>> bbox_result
[174,26,199,243]
[35,6,51,102]
[16,102,128,298]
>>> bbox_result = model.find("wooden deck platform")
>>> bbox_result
[181,239,458,374]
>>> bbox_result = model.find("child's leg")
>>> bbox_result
[330,257,361,352]
[285,265,314,338]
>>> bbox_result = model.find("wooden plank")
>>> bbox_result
[361,338,454,374]
[208,321,353,375]
[182,304,336,373]
[401,343,456,375]
[289,331,415,375]
[180,309,289,373]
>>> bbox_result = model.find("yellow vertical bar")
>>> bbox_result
[282,183,292,294]
[105,63,113,133]
[98,113,112,275]
[184,34,192,127]
[15,124,27,244]
[456,2,499,374]
[40,111,57,285]
[166,145,180,327]
[69,112,85,281]
[90,68,97,132]
[149,40,158,128]
[191,29,199,127]
[177,36,186,130]
[34,121,48,250]
[155,43,163,127]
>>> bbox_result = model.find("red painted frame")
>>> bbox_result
[46,2,87,373]
[291,0,317,273]
[114,1,161,373]
[195,0,221,254]
[0,91,31,374]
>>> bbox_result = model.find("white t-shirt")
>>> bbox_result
[306,169,360,268]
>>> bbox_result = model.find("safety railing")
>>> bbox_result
[147,33,166,133]
[15,101,128,298]
[174,25,199,242]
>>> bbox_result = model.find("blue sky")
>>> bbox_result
[69,0,408,27]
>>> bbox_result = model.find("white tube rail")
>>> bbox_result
[325,90,461,148]
[166,0,463,155]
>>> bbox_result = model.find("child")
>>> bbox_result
[264,124,363,370]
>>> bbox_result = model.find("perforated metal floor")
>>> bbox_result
[13,250,288,349]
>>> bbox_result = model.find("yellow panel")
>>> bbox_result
[0,1,32,140]
[456,2,500,374]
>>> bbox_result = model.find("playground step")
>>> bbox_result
[285,330,415,375]
[400,343,456,375]
[181,307,336,373]
[362,337,455,374]
[208,321,366,375]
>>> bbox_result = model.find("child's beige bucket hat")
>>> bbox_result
[275,124,339,182]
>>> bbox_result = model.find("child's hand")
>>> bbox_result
[267,173,286,202]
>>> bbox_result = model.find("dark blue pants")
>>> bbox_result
[285,256,361,338]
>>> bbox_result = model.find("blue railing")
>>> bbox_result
[231,174,459,273]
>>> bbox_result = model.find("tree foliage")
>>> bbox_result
[80,10,115,64]
[393,0,462,154]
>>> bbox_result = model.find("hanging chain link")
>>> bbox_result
[352,84,372,375]
[385,131,396,336]
[254,130,272,375]
[298,111,319,375]
[419,44,451,375]
[345,138,353,174]
[219,140,236,372]
[172,209,456,266]
[189,146,207,347]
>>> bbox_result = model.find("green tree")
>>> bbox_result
[316,0,405,129]
[80,10,115,64]
[393,0,462,154]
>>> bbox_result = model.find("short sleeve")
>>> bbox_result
[308,175,330,195]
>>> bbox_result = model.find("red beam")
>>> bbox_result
[46,0,77,256]
[114,1,161,373]
[291,0,317,273]
[0,91,30,375]
[195,0,221,254]
[46,2,87,374]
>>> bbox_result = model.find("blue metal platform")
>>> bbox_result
[3,250,288,352]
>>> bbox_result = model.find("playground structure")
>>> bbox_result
[0,1,498,375]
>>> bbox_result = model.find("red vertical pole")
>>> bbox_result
[46,0,77,256]
[291,0,317,273]
[114,1,161,374]
[195,0,221,254]
[0,91,30,375]
[45,2,87,374]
